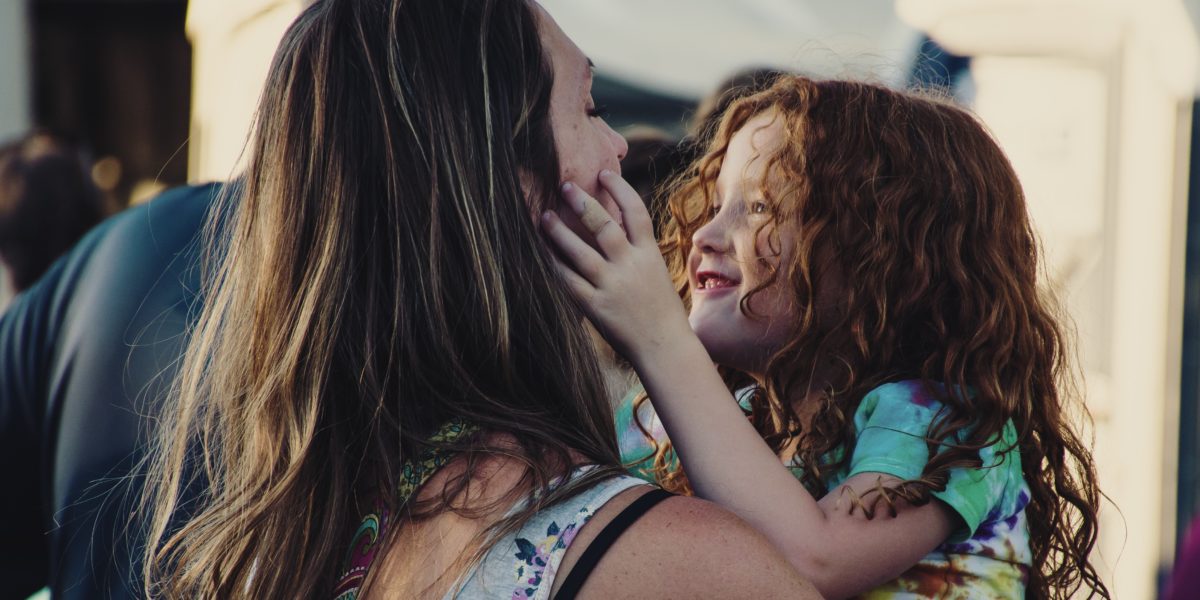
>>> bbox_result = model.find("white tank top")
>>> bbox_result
[447,468,648,599]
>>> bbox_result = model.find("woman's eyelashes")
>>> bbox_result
[586,104,610,119]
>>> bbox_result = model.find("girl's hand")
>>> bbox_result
[540,170,692,363]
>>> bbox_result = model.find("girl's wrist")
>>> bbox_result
[626,316,707,374]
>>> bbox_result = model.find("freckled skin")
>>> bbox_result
[535,7,628,235]
[686,112,796,376]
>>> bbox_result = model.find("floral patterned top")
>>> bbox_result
[332,418,646,600]
[333,421,477,600]
[452,467,645,599]
[617,380,1032,599]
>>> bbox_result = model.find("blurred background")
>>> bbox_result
[1,0,1197,598]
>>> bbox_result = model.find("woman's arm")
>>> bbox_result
[542,172,955,598]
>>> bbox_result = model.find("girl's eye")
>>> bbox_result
[750,201,770,214]
[587,104,610,119]
[708,205,721,219]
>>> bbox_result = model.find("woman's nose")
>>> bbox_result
[607,123,629,161]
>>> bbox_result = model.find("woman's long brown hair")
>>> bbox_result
[640,76,1109,599]
[140,0,623,597]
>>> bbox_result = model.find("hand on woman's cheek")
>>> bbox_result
[554,178,621,251]
[541,172,690,362]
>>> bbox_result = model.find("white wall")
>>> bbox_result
[186,0,308,182]
[539,0,921,98]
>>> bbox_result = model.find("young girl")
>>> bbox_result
[542,75,1109,599]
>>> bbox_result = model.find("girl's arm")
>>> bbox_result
[542,172,957,599]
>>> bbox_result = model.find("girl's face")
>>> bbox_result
[687,111,797,376]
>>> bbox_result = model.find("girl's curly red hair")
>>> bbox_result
[639,75,1109,599]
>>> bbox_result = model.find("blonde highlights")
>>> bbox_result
[141,1,622,597]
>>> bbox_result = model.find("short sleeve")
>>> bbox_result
[615,387,673,483]
[843,381,1019,542]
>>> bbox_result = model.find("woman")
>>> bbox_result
[140,1,818,598]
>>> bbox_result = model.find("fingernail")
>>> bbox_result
[541,210,554,223]
[561,182,574,193]
[600,169,614,177]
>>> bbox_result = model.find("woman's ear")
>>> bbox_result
[519,168,547,222]
[518,169,535,199]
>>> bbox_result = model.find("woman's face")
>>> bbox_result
[533,5,629,235]
[686,111,798,376]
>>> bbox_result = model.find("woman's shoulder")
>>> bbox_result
[458,466,820,599]
[455,468,644,599]
[554,489,822,599]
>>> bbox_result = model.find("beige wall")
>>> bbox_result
[186,0,308,182]
[899,0,1199,598]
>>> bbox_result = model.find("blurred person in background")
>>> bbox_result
[686,67,792,155]
[0,178,218,600]
[619,126,689,237]
[0,132,108,296]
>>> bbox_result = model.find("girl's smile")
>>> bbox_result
[686,110,795,376]
[693,269,742,293]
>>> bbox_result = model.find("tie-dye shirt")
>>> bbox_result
[616,380,1031,599]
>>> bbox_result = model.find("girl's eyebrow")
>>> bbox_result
[713,180,732,207]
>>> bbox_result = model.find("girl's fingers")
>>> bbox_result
[560,182,630,261]
[598,170,655,248]
[541,210,607,285]
[548,253,597,304]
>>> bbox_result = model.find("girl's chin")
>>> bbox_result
[688,323,732,357]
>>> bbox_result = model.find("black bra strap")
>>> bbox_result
[553,488,674,599]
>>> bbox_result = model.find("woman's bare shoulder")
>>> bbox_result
[557,488,823,599]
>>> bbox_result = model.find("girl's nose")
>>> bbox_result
[692,213,730,254]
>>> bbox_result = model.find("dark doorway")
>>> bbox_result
[31,0,191,209]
